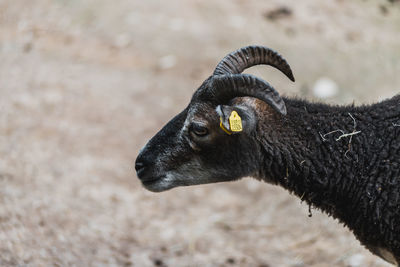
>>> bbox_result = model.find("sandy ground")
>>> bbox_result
[0,0,400,266]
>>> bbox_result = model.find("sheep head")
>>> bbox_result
[135,45,295,192]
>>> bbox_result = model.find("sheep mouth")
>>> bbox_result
[142,176,162,186]
[141,176,170,192]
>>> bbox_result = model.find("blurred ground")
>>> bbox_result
[0,0,400,266]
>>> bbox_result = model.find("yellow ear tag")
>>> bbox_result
[229,111,243,132]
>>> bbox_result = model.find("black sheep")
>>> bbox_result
[135,45,400,265]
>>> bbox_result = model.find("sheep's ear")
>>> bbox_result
[216,105,256,135]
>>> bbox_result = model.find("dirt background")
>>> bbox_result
[1,0,400,266]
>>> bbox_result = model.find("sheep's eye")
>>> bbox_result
[190,124,209,137]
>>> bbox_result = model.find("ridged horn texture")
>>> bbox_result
[213,45,295,82]
[211,74,287,115]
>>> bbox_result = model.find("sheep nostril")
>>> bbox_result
[135,155,155,181]
[135,161,145,172]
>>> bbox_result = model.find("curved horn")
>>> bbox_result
[211,74,287,115]
[213,45,295,82]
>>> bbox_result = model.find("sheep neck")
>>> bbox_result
[253,95,400,261]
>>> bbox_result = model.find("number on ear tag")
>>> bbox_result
[229,111,242,132]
